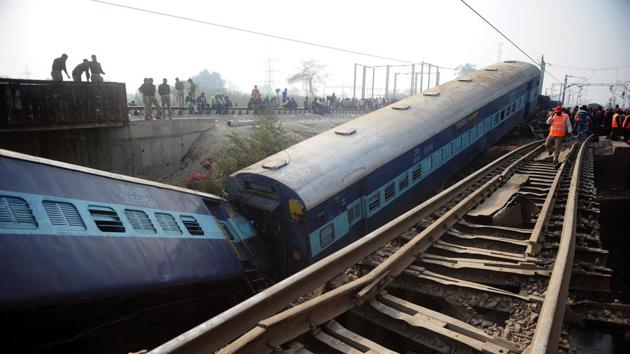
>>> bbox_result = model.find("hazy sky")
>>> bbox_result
[1,0,629,104]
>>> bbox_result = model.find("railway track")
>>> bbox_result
[152,136,608,354]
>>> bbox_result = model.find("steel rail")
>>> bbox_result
[526,136,591,354]
[525,143,578,256]
[150,140,542,354]
[217,144,545,353]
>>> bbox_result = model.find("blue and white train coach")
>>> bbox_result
[227,61,541,274]
[0,149,269,309]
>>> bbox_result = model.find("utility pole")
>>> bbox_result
[538,55,546,95]
[261,52,278,95]
[384,65,390,99]
[361,65,366,99]
[561,74,568,105]
[436,66,440,86]
[420,62,424,92]
[393,73,398,98]
[427,64,432,88]
[353,63,357,98]
[410,64,416,96]
[497,42,503,62]
[371,67,375,98]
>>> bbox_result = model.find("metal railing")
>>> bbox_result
[127,106,373,116]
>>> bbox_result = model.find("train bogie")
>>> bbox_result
[228,61,541,275]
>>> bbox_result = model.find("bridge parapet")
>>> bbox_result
[0,78,128,132]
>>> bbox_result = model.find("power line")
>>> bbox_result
[92,0,423,65]
[459,0,561,83]
[547,63,630,72]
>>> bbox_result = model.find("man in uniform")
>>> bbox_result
[188,78,196,97]
[138,78,151,120]
[158,78,172,120]
[51,54,70,81]
[610,109,622,140]
[71,59,91,82]
[175,78,184,107]
[545,106,572,166]
[147,78,160,118]
[89,55,106,82]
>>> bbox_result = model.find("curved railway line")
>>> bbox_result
[152,136,609,354]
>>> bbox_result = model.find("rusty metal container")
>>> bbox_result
[0,78,128,130]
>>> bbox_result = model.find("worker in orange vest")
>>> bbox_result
[610,109,622,140]
[622,109,630,143]
[545,105,572,165]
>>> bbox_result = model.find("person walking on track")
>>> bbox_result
[545,105,572,166]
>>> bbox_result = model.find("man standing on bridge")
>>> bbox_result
[188,78,196,97]
[89,55,105,82]
[175,78,184,107]
[545,106,572,166]
[139,78,152,120]
[159,78,172,119]
[71,59,91,82]
[51,54,70,81]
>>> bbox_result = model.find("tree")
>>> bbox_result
[455,63,477,77]
[191,70,226,95]
[287,60,327,98]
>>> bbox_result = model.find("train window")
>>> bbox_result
[500,110,505,121]
[347,200,362,225]
[384,182,396,202]
[319,224,335,249]
[398,173,409,191]
[444,144,452,158]
[43,200,85,231]
[180,215,204,236]
[470,128,476,142]
[493,114,499,125]
[412,165,422,181]
[431,151,441,169]
[367,191,381,213]
[155,212,182,235]
[245,181,276,195]
[125,209,156,234]
[452,137,461,153]
[511,103,516,113]
[89,205,125,233]
[0,196,38,230]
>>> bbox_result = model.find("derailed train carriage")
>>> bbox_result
[0,149,270,352]
[227,61,541,274]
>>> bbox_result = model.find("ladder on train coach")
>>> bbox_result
[219,221,274,294]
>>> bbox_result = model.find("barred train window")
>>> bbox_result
[320,224,335,248]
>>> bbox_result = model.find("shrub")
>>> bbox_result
[187,115,297,195]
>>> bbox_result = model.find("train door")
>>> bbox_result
[350,179,368,242]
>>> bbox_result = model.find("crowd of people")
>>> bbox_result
[544,103,630,166]
[135,77,237,119]
[50,53,106,82]
[248,85,398,115]
[560,104,630,142]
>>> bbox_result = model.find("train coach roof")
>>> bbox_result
[233,61,540,209]
[0,148,224,201]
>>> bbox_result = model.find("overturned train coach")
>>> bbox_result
[0,149,270,351]
[227,61,541,274]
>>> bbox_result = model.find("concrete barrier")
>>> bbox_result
[0,118,217,182]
